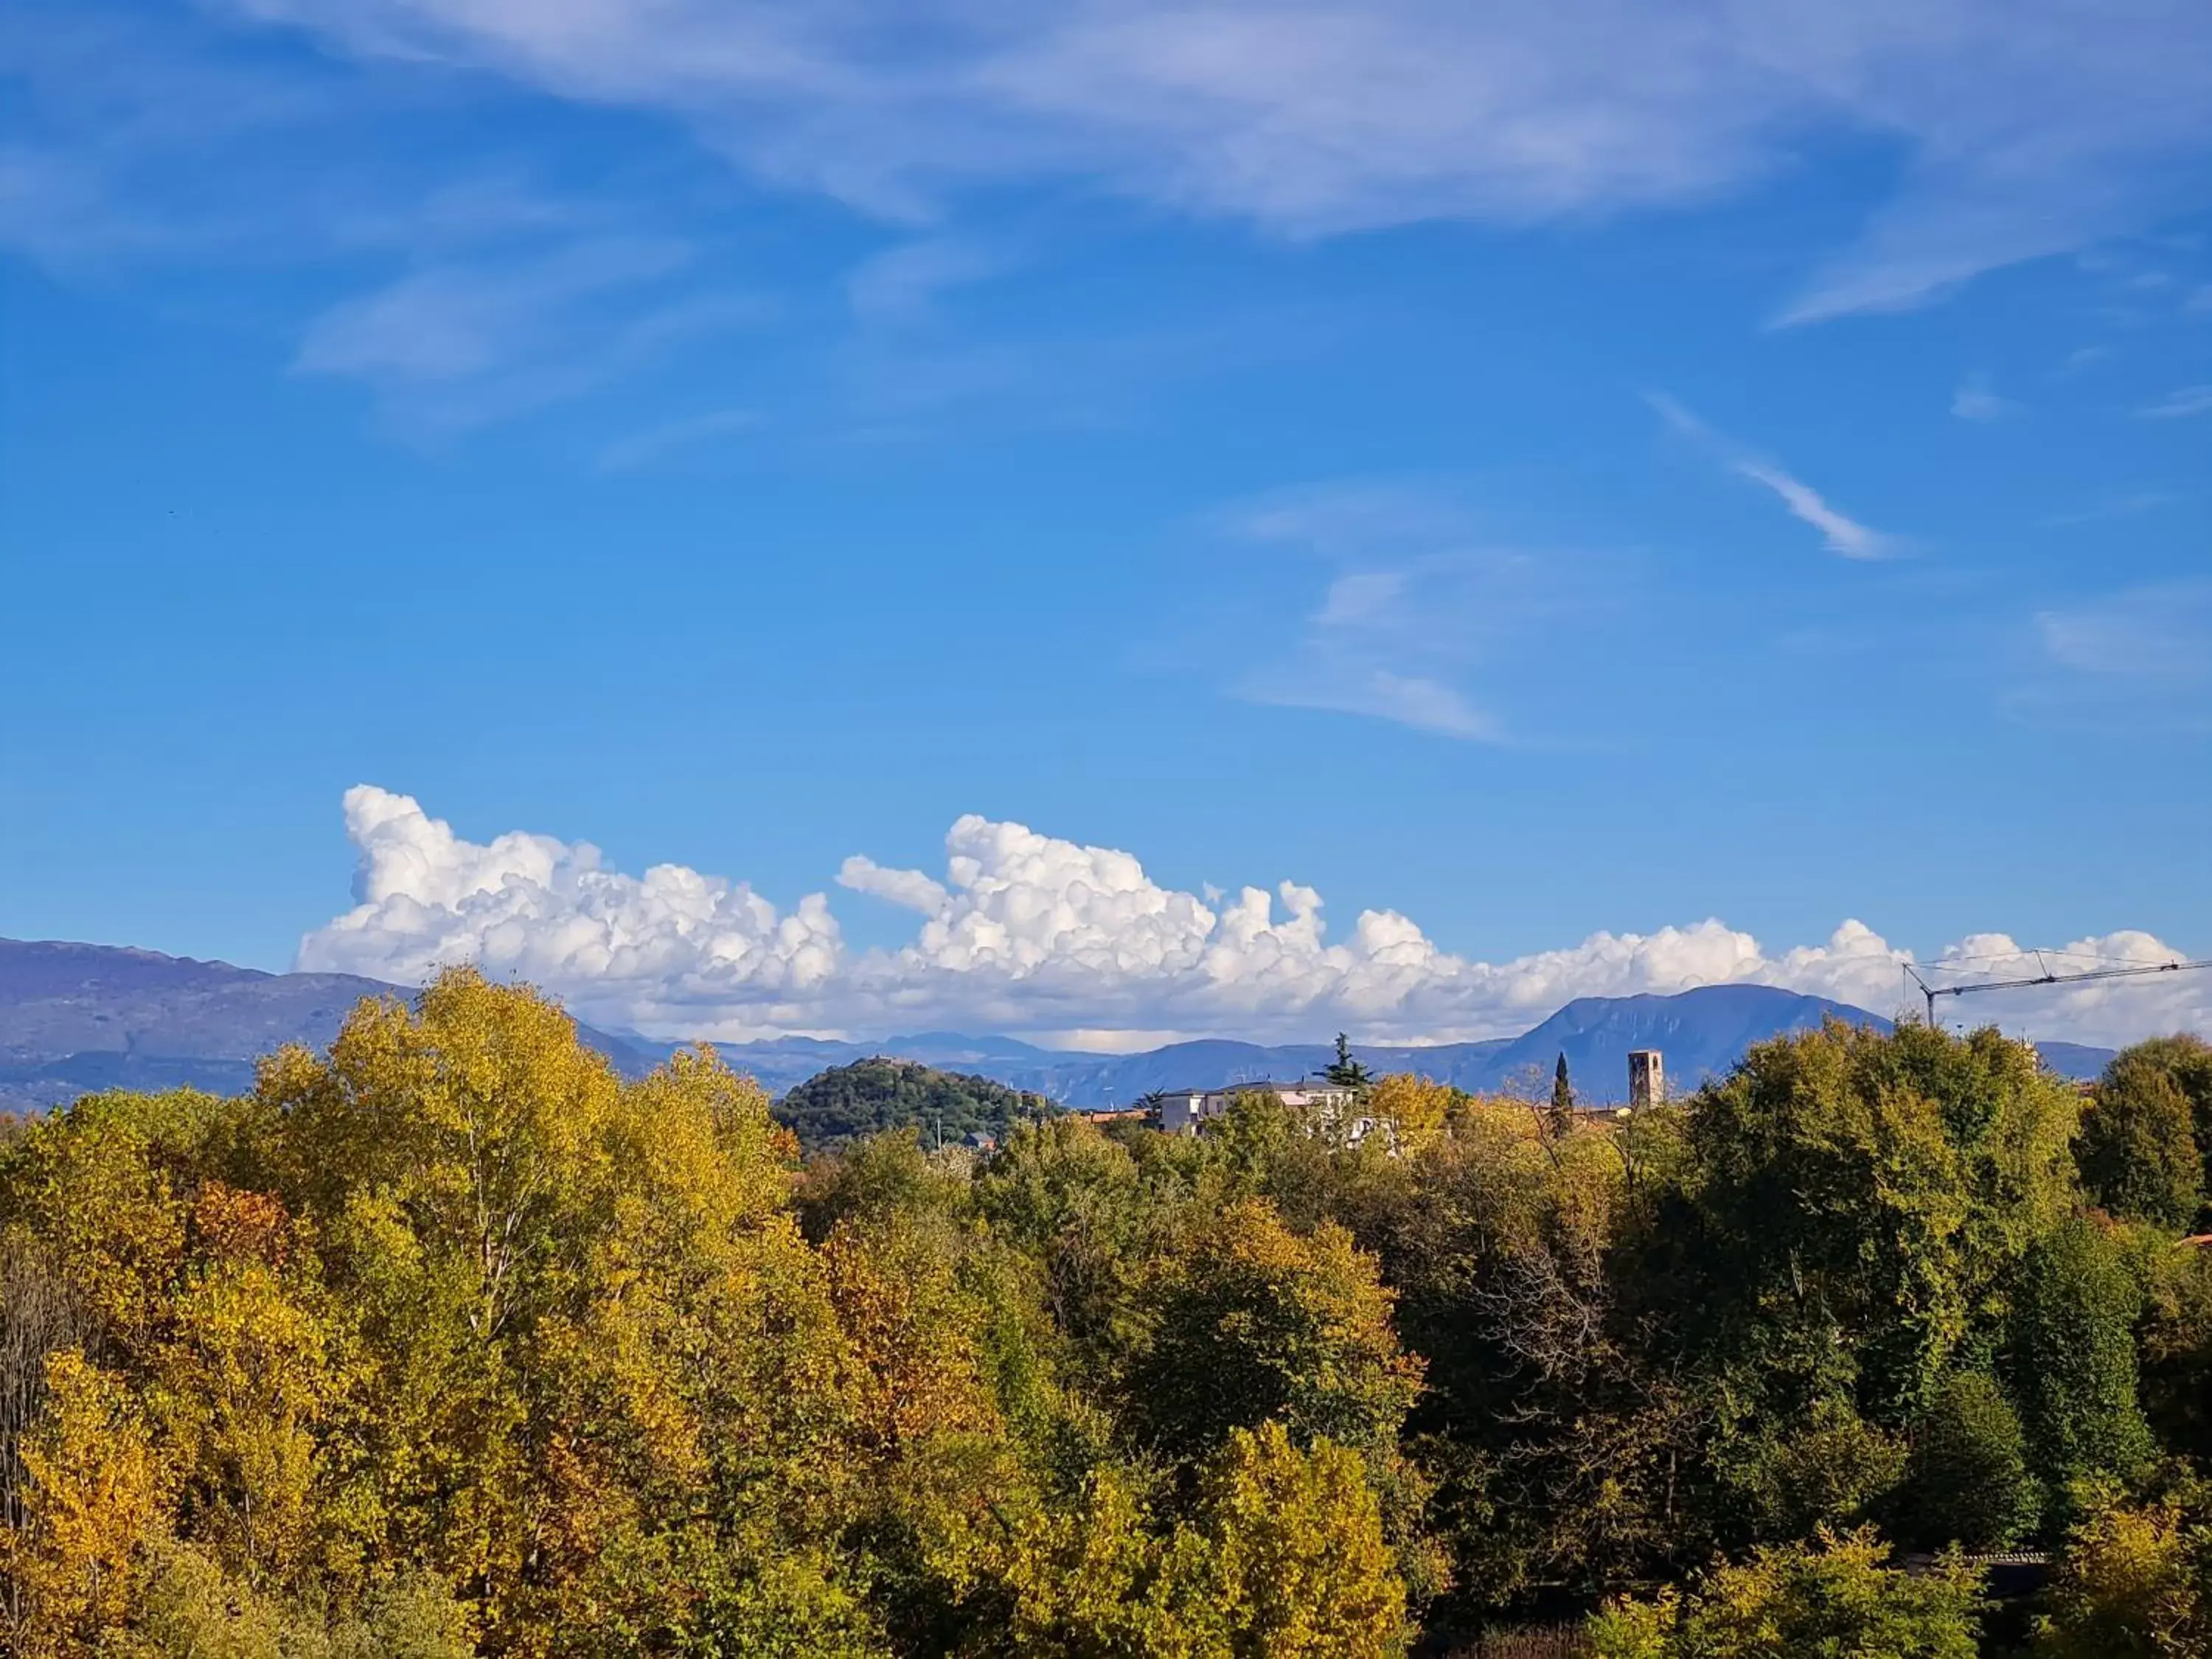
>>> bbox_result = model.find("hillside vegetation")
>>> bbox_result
[775,1056,1056,1150]
[1,967,2209,1657]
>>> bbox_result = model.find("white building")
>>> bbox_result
[1155,1079,1366,1138]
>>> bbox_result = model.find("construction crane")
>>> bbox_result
[1903,954,2212,1028]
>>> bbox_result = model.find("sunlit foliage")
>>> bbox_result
[4,978,2209,1655]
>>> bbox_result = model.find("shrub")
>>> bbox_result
[1589,1526,1983,1659]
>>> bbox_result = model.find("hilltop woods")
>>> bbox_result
[4,968,2211,1656]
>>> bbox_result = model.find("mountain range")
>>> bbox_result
[0,938,660,1112]
[0,936,2120,1115]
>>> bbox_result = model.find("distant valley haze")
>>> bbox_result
[0,928,2143,1117]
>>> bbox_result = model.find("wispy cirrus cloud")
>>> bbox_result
[1647,393,1897,559]
[2038,580,2212,684]
[2012,578,2212,731]
[597,406,759,472]
[1731,462,1893,560]
[1950,374,2022,421]
[2043,487,2184,526]
[276,0,2212,321]
[0,5,765,431]
[1242,662,1503,742]
[2138,384,2212,419]
[1212,481,1593,740]
[11,0,2210,330]
[844,235,1006,324]
[293,236,768,434]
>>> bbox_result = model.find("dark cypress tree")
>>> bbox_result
[1549,1052,1575,1139]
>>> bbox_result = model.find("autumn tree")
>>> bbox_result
[10,974,2212,1655]
[152,1184,330,1588]
[1590,1527,1984,1659]
[2034,1486,2212,1658]
[4,1351,164,1656]
[1004,1424,1411,1657]
[0,1242,86,1636]
[1169,1422,1411,1657]
[1365,1075,1457,1158]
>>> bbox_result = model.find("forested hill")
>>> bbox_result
[773,1056,1056,1150]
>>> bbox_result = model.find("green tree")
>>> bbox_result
[2117,1035,2212,1205]
[1666,1020,2079,1438]
[796,1127,970,1242]
[1366,1096,1700,1610]
[1120,1197,1422,1470]
[2079,1052,2203,1230]
[1673,1023,1974,1431]
[1890,1370,2037,1551]
[1549,1054,1575,1141]
[1324,1034,1374,1093]
[1590,1526,1985,1659]
[2138,1236,2212,1464]
[1197,1087,1394,1235]
[1730,1395,1907,1541]
[2008,1217,2156,1508]
[973,1116,1153,1347]
[775,1057,1051,1152]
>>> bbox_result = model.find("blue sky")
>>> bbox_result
[3,0,2209,1047]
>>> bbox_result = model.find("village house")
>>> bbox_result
[1154,1079,1370,1139]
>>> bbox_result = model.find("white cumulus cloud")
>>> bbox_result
[299,785,845,1038]
[297,787,2209,1049]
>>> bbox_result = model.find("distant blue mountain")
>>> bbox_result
[2027,1041,2115,1082]
[1478,984,1896,1100]
[0,936,2120,1113]
[0,938,658,1112]
[700,982,2114,1102]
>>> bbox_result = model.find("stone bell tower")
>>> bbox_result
[1627,1049,1664,1110]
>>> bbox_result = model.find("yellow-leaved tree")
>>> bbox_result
[1004,1422,1411,1658]
[7,1350,164,1656]
[1364,1075,1457,1158]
